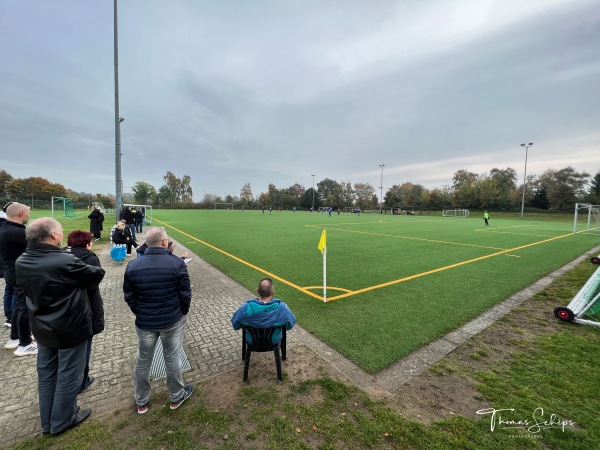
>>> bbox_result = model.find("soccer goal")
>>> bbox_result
[554,256,600,328]
[573,203,600,233]
[443,208,469,217]
[214,203,233,210]
[52,196,78,218]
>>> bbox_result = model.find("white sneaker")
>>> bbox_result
[14,342,38,356]
[4,338,19,350]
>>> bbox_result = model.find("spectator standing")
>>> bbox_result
[87,206,104,241]
[16,218,105,436]
[66,230,105,393]
[134,208,144,234]
[0,209,7,325]
[231,278,296,346]
[123,227,193,415]
[0,202,36,356]
[123,207,136,240]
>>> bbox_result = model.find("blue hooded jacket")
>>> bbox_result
[231,298,296,344]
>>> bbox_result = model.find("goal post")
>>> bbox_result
[574,203,600,233]
[214,203,233,210]
[51,196,79,218]
[443,208,470,217]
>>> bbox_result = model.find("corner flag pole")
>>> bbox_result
[317,229,327,302]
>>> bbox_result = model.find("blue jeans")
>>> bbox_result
[135,316,187,406]
[3,280,15,321]
[128,223,137,241]
[37,341,87,434]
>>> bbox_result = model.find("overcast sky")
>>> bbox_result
[1,0,599,201]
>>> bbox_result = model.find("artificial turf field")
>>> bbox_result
[147,209,599,373]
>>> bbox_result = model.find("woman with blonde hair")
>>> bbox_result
[112,220,138,256]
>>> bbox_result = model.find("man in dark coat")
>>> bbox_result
[122,207,136,240]
[134,208,144,233]
[0,202,35,355]
[87,206,104,241]
[123,227,192,414]
[16,217,105,437]
[0,210,7,320]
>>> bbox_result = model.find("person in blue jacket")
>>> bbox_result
[231,278,296,345]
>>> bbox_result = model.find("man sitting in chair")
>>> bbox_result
[231,278,296,344]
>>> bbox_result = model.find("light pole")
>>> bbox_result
[114,0,124,216]
[311,174,315,210]
[379,164,385,213]
[520,143,533,220]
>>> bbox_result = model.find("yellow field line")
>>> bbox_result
[155,218,577,303]
[475,229,566,238]
[324,231,575,301]
[306,225,507,251]
[153,219,323,301]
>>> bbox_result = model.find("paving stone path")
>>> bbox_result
[1,228,597,447]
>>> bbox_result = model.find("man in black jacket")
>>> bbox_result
[123,206,136,240]
[0,202,35,355]
[16,217,105,437]
[123,227,193,415]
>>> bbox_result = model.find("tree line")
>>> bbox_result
[0,170,192,210]
[202,166,600,212]
[1,166,599,212]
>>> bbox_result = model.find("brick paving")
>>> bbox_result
[0,231,307,446]
[1,227,598,447]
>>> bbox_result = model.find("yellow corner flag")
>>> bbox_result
[318,230,326,254]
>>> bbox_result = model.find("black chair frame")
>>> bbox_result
[241,325,287,383]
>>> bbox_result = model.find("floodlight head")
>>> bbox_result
[529,142,533,146]
[119,117,125,123]
[520,143,525,147]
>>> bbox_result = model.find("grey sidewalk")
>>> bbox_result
[1,229,598,447]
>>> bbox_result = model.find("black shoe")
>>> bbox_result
[50,408,92,437]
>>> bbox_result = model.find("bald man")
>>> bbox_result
[0,202,36,356]
[16,217,105,436]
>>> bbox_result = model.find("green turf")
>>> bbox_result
[148,210,599,373]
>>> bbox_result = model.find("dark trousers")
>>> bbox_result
[38,341,87,434]
[3,280,15,321]
[81,338,93,391]
[10,287,32,346]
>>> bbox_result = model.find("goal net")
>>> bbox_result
[52,196,78,218]
[443,208,469,217]
[574,203,600,234]
[214,203,233,210]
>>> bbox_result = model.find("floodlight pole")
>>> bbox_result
[379,164,385,213]
[311,174,315,210]
[519,143,533,220]
[114,0,123,217]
